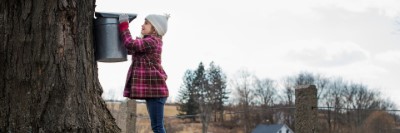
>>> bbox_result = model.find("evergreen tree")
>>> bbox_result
[176,70,199,121]
[193,63,213,133]
[176,61,228,129]
[206,62,229,122]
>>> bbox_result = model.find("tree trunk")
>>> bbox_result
[0,0,120,132]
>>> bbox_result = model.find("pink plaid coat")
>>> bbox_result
[119,28,169,99]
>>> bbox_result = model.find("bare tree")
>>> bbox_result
[254,77,277,107]
[280,76,296,129]
[294,71,315,86]
[253,77,277,123]
[345,83,373,128]
[281,77,295,106]
[0,0,119,132]
[231,69,255,133]
[314,73,330,102]
[336,82,391,133]
[321,77,347,133]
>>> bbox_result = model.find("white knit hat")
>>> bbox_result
[145,14,170,36]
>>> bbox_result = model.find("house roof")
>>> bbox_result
[251,124,287,133]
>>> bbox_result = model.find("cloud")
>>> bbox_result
[285,40,370,67]
[95,0,400,105]
[325,0,400,18]
[375,50,400,64]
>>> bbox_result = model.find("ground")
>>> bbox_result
[107,101,243,133]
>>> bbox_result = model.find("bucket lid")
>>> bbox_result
[95,12,137,22]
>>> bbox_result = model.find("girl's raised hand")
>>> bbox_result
[118,14,129,23]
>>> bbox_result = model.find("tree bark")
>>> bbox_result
[0,0,120,132]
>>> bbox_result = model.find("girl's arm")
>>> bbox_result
[119,22,159,53]
[119,22,134,54]
[118,16,134,55]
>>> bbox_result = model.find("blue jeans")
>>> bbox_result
[146,97,167,133]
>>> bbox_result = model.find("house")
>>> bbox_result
[251,124,294,133]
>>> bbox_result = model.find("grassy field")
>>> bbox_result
[135,103,243,133]
[136,103,202,133]
[136,102,180,117]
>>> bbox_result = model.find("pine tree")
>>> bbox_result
[177,70,199,121]
[206,62,228,122]
[176,62,228,131]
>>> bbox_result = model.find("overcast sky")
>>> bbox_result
[95,0,400,105]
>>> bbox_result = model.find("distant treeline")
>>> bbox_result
[176,61,399,133]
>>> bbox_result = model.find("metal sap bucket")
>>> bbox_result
[94,12,137,62]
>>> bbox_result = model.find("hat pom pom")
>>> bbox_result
[164,13,170,20]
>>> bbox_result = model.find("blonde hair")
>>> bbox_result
[150,25,162,38]
[142,19,163,39]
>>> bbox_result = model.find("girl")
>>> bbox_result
[118,14,169,133]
